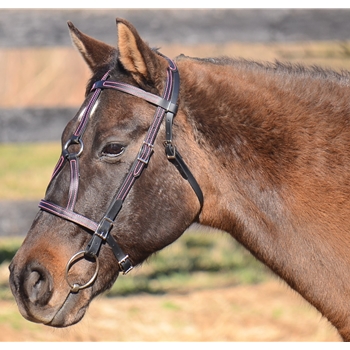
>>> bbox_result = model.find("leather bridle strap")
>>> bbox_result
[163,73,204,208]
[92,81,178,115]
[84,58,200,271]
[39,57,203,276]
[91,61,204,208]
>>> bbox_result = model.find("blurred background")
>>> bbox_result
[1,8,349,341]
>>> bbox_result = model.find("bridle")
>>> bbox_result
[38,56,203,293]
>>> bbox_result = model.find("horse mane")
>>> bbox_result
[176,54,350,86]
[85,50,350,97]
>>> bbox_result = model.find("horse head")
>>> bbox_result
[9,18,204,327]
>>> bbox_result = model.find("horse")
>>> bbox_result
[8,17,350,341]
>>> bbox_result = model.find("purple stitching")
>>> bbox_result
[39,200,98,232]
[74,89,100,137]
[74,71,110,137]
[116,170,135,201]
[51,156,65,180]
[67,159,79,210]
[102,81,159,104]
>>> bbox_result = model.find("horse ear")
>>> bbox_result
[116,18,166,85]
[67,21,116,71]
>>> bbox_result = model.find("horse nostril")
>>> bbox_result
[22,265,53,306]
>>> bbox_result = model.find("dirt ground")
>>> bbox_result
[0,280,341,342]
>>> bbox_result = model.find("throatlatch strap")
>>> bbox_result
[163,62,203,210]
[168,150,204,209]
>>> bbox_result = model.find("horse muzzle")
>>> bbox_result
[8,256,94,327]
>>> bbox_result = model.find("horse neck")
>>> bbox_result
[177,57,302,233]
[177,57,350,337]
[177,56,350,235]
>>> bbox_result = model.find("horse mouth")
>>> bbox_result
[25,290,91,327]
[11,275,91,328]
[46,292,89,327]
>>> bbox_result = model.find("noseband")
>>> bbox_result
[38,56,203,292]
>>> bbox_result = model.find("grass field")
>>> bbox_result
[0,142,61,200]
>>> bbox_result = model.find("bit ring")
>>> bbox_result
[65,251,100,293]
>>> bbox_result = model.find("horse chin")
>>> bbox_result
[47,291,90,327]
[45,272,120,328]
[14,287,93,328]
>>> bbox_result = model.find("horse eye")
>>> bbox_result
[101,143,125,157]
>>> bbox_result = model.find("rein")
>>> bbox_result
[38,57,203,293]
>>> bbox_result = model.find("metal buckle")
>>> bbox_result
[137,141,154,164]
[164,141,176,160]
[95,216,114,240]
[118,255,133,275]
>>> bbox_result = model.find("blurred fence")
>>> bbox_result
[1,9,350,48]
[0,108,75,142]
